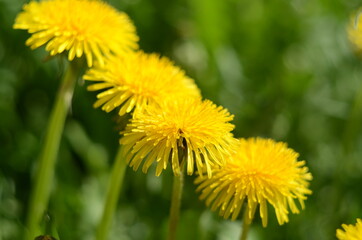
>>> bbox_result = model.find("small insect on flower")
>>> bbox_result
[195,137,312,227]
[120,98,238,177]
[13,0,139,66]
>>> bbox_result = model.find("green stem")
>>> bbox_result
[96,146,127,240]
[25,61,80,240]
[167,168,184,240]
[343,82,362,154]
[240,211,251,240]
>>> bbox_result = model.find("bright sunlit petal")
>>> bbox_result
[195,137,312,227]
[14,0,139,66]
[84,51,201,115]
[337,219,362,240]
[120,98,238,177]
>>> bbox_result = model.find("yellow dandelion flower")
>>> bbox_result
[337,219,362,240]
[13,0,138,67]
[195,137,312,227]
[348,10,362,53]
[83,51,201,115]
[119,98,237,177]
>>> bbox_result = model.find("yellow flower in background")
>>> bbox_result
[195,137,312,227]
[84,51,200,115]
[120,98,237,177]
[337,219,362,240]
[348,10,362,53]
[13,0,138,66]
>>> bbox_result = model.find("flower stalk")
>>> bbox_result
[240,211,252,240]
[96,146,128,240]
[167,164,185,240]
[25,60,80,240]
[343,82,362,154]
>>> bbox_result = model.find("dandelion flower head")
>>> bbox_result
[337,219,362,240]
[348,9,362,53]
[14,0,138,67]
[195,137,312,227]
[84,51,200,115]
[120,98,237,177]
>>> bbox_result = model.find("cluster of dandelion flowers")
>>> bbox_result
[84,51,200,116]
[119,98,238,177]
[13,0,138,67]
[337,219,362,240]
[195,137,312,227]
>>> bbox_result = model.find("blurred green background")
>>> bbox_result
[1,0,362,239]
